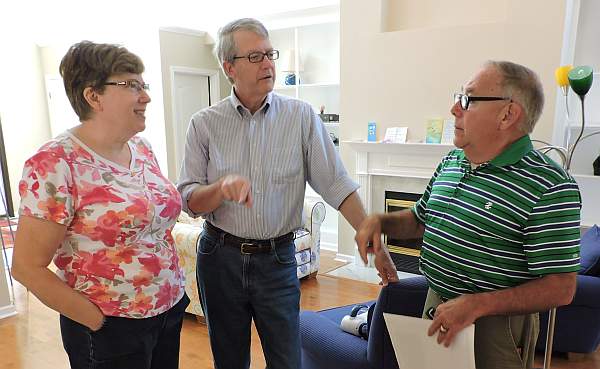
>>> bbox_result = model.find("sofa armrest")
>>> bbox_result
[172,222,203,316]
[571,274,600,308]
[300,311,368,369]
[303,199,326,233]
[367,276,428,369]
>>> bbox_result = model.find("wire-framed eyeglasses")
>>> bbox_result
[232,50,279,63]
[104,80,149,93]
[454,93,510,110]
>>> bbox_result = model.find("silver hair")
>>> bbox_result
[215,18,269,84]
[484,60,545,134]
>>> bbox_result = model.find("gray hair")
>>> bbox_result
[484,60,545,134]
[215,18,269,83]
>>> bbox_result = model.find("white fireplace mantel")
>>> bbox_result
[343,141,454,215]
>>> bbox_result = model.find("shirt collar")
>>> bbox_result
[229,87,272,117]
[455,135,533,168]
[490,135,533,167]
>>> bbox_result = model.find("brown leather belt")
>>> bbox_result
[203,221,294,254]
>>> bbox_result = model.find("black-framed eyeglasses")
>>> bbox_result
[454,93,510,111]
[104,80,149,93]
[232,50,279,63]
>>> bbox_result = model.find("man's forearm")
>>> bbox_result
[339,192,366,230]
[380,209,424,240]
[471,272,577,318]
[187,180,224,214]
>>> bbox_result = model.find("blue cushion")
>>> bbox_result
[580,225,600,275]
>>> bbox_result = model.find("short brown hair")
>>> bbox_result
[59,41,144,121]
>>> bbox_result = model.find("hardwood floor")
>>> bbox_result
[1,250,599,369]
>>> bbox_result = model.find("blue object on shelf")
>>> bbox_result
[285,73,296,85]
[368,122,377,142]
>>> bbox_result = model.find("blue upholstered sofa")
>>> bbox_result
[299,276,428,369]
[537,224,600,354]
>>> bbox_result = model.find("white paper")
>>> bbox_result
[383,313,475,369]
[383,127,408,143]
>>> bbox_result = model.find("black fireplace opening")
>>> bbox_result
[385,191,422,275]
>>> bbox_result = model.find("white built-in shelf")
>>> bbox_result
[274,85,296,90]
[298,82,339,88]
[323,122,340,128]
[274,82,339,90]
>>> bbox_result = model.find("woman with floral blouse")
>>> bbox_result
[11,41,188,369]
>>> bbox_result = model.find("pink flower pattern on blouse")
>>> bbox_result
[18,132,184,318]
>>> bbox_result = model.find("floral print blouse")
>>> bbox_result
[18,132,184,318]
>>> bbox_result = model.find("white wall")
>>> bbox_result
[0,41,53,211]
[337,0,568,257]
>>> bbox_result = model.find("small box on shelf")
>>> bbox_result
[319,113,339,122]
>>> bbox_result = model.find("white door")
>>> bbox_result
[45,75,80,138]
[171,67,219,178]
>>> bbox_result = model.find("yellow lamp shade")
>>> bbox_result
[555,65,573,87]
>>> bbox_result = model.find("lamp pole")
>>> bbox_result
[536,65,594,369]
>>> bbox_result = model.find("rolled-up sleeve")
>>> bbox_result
[177,112,209,217]
[304,106,359,210]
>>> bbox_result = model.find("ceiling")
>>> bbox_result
[1,0,339,45]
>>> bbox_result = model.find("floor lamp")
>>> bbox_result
[534,65,594,369]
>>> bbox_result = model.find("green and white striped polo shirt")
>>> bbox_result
[412,135,581,300]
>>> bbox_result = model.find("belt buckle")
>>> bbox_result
[241,242,255,255]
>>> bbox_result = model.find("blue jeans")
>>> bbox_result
[197,231,301,369]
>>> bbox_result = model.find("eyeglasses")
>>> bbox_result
[104,80,150,93]
[454,93,510,110]
[232,50,279,63]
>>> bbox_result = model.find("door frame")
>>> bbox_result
[169,66,221,176]
[0,117,13,217]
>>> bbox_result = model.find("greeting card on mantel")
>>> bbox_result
[383,127,408,143]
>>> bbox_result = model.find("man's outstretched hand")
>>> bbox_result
[220,174,253,208]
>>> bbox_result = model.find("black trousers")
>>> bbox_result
[60,294,189,369]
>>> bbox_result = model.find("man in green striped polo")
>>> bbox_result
[355,60,581,369]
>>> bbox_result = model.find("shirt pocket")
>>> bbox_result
[271,146,303,184]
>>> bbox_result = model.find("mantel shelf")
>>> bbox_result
[343,140,455,155]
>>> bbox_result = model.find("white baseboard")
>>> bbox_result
[319,240,338,252]
[334,253,354,263]
[0,304,17,320]
[351,250,375,268]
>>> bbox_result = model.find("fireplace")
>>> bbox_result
[344,140,453,269]
[385,191,422,274]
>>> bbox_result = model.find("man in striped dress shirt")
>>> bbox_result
[355,61,581,369]
[177,18,366,369]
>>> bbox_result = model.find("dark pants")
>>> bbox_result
[60,294,189,369]
[197,231,301,369]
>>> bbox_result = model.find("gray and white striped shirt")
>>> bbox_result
[177,89,358,239]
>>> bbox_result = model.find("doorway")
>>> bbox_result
[170,67,220,178]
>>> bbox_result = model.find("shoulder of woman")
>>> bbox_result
[27,135,72,165]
